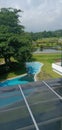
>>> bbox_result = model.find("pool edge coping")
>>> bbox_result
[34,62,44,81]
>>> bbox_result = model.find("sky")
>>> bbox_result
[0,0,62,32]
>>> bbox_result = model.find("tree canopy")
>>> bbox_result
[0,8,32,67]
[29,30,62,41]
[0,8,24,34]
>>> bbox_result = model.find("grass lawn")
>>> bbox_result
[33,53,62,80]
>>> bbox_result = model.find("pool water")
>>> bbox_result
[0,62,42,87]
[0,78,28,87]
[26,62,42,74]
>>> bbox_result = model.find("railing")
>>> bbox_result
[52,63,62,75]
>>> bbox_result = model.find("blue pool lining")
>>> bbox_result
[0,74,27,84]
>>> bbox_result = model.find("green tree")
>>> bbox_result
[0,8,24,34]
[0,8,32,67]
[8,35,32,63]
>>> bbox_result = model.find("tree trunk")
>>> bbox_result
[4,57,11,71]
[4,56,11,64]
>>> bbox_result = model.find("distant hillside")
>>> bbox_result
[29,30,62,40]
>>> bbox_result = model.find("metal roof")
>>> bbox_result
[0,78,62,130]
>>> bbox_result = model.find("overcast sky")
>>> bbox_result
[0,0,62,32]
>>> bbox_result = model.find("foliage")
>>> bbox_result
[0,8,32,68]
[0,61,26,81]
[0,8,24,34]
[28,31,62,51]
[8,35,32,63]
[40,45,43,51]
[30,30,62,41]
[35,37,62,49]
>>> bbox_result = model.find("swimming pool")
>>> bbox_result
[0,74,34,87]
[0,62,42,87]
